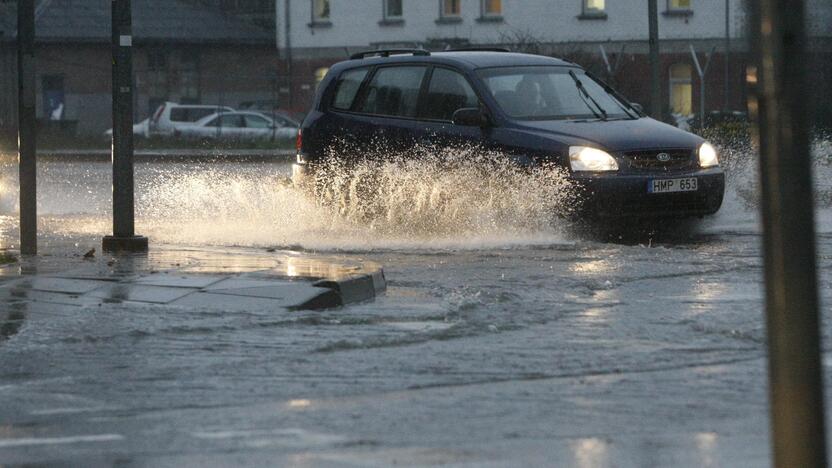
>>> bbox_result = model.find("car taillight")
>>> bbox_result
[296,129,303,152]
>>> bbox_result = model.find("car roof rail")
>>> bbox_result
[443,47,512,53]
[350,48,431,60]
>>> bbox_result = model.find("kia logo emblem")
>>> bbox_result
[657,152,671,162]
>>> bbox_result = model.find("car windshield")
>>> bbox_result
[476,66,635,121]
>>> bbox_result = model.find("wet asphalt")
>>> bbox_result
[0,156,830,466]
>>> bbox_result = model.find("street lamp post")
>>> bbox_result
[648,0,661,119]
[17,0,36,256]
[103,0,148,253]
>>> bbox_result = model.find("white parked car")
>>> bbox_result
[104,117,150,139]
[149,102,234,137]
[178,111,298,142]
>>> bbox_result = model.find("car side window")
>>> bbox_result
[245,115,271,128]
[357,66,427,118]
[332,68,369,110]
[170,108,190,122]
[421,68,480,121]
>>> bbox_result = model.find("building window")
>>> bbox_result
[441,0,461,18]
[177,51,200,103]
[481,0,501,17]
[313,0,330,21]
[42,75,65,120]
[384,0,403,19]
[668,0,691,10]
[146,50,169,104]
[669,63,693,116]
[583,0,604,14]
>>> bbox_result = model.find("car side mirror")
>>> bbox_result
[630,102,644,113]
[452,108,490,127]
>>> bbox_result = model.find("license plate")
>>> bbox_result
[648,177,698,194]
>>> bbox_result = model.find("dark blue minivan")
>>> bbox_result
[293,49,725,218]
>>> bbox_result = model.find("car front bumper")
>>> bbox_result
[570,168,725,218]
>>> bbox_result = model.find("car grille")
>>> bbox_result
[624,149,695,172]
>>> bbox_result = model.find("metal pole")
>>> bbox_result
[749,0,827,465]
[17,0,36,256]
[724,0,730,110]
[103,0,147,252]
[690,45,715,129]
[648,0,661,119]
[285,0,294,110]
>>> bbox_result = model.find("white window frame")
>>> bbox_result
[384,0,403,20]
[480,0,502,18]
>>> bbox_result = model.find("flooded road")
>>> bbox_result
[0,143,831,466]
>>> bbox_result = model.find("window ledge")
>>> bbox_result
[435,16,463,25]
[662,9,694,17]
[307,20,333,28]
[476,15,504,23]
[378,18,405,26]
[577,12,608,20]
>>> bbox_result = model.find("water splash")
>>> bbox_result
[138,149,576,250]
[703,133,832,234]
[3,136,831,250]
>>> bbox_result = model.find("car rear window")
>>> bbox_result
[331,68,369,110]
[170,107,223,122]
[357,66,427,118]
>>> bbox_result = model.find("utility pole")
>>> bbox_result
[648,0,661,119]
[17,0,36,255]
[749,0,828,465]
[103,0,147,253]
[724,0,730,110]
[285,0,294,110]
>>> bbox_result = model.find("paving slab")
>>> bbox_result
[0,288,93,307]
[209,282,326,302]
[134,273,226,289]
[0,278,109,295]
[169,292,295,312]
[0,249,386,313]
[203,277,287,291]
[87,285,198,305]
[46,266,136,282]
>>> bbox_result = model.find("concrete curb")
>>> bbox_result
[0,248,386,312]
[301,268,386,310]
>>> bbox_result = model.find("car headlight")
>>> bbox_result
[569,146,619,172]
[698,142,719,168]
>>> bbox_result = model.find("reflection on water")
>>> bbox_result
[696,432,719,468]
[286,399,313,409]
[571,437,610,468]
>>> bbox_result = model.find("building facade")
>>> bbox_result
[0,0,278,138]
[274,0,832,124]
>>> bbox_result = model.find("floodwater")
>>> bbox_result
[0,139,831,466]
